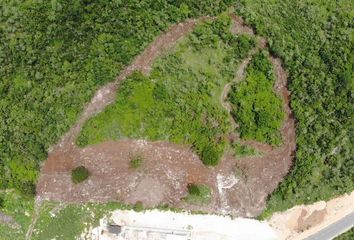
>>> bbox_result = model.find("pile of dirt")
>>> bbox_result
[37,15,296,218]
[268,191,354,240]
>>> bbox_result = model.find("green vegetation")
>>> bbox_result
[184,184,212,204]
[334,228,354,240]
[232,142,258,157]
[71,166,90,184]
[236,0,354,216]
[31,201,129,240]
[77,17,256,166]
[31,200,209,239]
[0,0,233,195]
[229,51,284,145]
[0,191,34,240]
[130,156,143,169]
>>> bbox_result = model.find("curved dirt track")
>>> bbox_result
[37,15,296,217]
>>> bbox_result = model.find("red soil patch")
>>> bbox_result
[37,16,296,217]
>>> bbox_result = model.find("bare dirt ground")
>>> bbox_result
[268,191,354,240]
[37,15,296,218]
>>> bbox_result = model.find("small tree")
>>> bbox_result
[71,166,90,184]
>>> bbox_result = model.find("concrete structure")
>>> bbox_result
[86,209,278,240]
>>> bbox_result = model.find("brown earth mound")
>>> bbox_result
[37,15,296,217]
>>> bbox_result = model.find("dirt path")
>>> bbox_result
[25,197,42,240]
[37,15,296,218]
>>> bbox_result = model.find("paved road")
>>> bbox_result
[305,211,354,240]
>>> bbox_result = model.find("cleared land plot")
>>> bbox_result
[37,15,296,217]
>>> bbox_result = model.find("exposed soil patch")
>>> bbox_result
[37,15,296,217]
[230,13,254,35]
[0,211,20,229]
[38,140,214,206]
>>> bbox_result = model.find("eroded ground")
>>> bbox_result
[37,14,296,217]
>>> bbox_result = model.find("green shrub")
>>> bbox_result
[184,184,212,204]
[229,51,284,145]
[71,166,90,184]
[200,143,225,166]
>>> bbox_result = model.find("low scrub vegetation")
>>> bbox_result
[77,17,256,166]
[184,184,212,204]
[229,51,284,145]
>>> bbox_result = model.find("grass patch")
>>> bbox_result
[77,16,256,166]
[31,202,129,240]
[229,51,284,145]
[183,184,212,204]
[71,166,90,184]
[232,142,259,157]
[130,156,143,169]
[0,191,34,240]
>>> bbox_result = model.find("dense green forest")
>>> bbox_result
[235,0,354,216]
[229,51,284,145]
[77,17,255,165]
[0,0,232,194]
